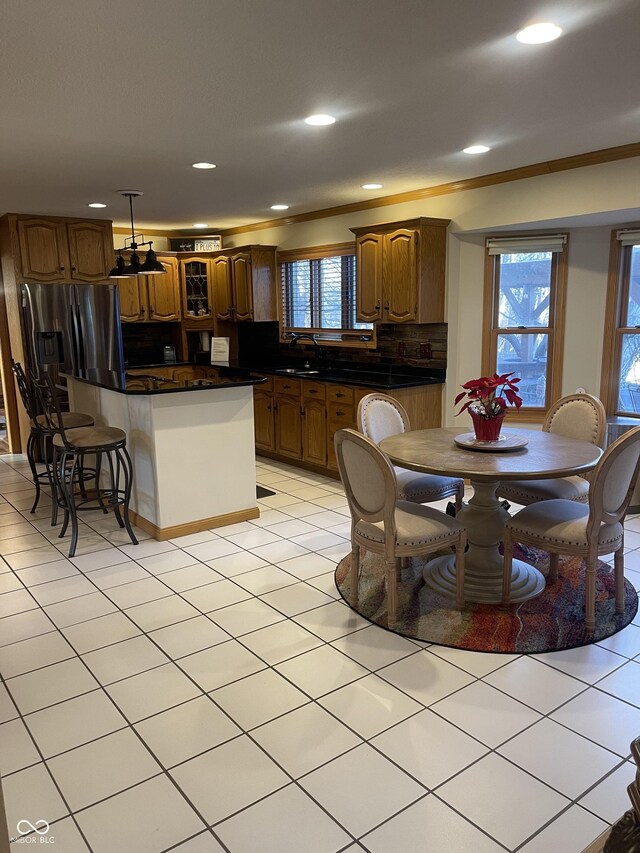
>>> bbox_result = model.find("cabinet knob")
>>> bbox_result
[336,392,344,398]
[283,384,290,390]
[336,410,345,417]
[59,266,65,271]
[384,304,389,310]
[71,266,76,272]
[309,389,317,394]
[301,410,305,417]
[374,304,380,310]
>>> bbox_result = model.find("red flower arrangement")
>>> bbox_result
[455,373,523,419]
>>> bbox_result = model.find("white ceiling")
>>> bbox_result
[1,0,638,231]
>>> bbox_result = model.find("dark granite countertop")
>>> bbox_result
[236,362,445,390]
[64,369,265,396]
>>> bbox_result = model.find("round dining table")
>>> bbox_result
[379,426,603,604]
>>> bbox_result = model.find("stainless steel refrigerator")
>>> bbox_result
[20,282,125,381]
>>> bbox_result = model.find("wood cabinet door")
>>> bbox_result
[213,256,233,320]
[117,277,145,322]
[17,218,69,281]
[254,391,275,451]
[383,228,418,323]
[302,399,327,466]
[67,221,113,281]
[231,253,254,321]
[180,257,213,320]
[147,257,181,321]
[275,395,302,459]
[356,233,383,322]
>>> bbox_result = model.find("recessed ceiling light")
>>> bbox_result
[87,202,107,208]
[270,204,289,211]
[191,162,217,169]
[304,114,336,126]
[463,145,491,154]
[193,223,208,228]
[516,23,562,44]
[361,183,383,190]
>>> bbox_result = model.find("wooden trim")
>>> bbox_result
[600,228,625,412]
[130,507,260,541]
[218,143,640,237]
[277,242,355,262]
[113,226,175,238]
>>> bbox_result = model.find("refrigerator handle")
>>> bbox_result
[69,303,81,374]
[75,303,86,373]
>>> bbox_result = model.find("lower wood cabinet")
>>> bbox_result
[252,375,443,477]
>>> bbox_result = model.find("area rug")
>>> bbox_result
[335,545,638,653]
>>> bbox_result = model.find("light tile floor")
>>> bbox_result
[0,452,639,851]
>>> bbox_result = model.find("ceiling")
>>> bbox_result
[1,0,638,232]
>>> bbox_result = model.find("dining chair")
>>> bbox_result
[357,393,464,510]
[502,427,640,631]
[496,392,606,507]
[334,428,467,627]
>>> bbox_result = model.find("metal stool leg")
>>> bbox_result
[106,450,124,528]
[26,432,41,513]
[60,453,80,558]
[118,445,138,546]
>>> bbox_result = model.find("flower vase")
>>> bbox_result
[470,411,505,442]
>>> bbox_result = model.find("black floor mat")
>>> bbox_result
[256,485,276,498]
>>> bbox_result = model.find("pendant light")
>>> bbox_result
[109,191,166,278]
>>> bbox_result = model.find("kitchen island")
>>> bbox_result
[66,369,265,540]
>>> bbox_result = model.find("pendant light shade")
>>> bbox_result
[109,190,166,278]
[108,254,131,278]
[139,247,166,275]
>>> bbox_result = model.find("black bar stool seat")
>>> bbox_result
[52,426,127,450]
[32,412,94,431]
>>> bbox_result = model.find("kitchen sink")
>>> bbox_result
[275,367,320,376]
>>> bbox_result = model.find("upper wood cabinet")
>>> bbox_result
[180,257,214,321]
[13,215,113,283]
[350,217,450,324]
[213,246,277,322]
[118,255,181,323]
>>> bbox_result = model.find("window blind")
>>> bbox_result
[486,235,567,255]
[281,254,370,333]
[618,230,640,247]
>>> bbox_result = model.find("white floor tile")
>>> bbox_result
[215,783,350,853]
[183,539,242,562]
[44,816,90,852]
[0,588,38,617]
[105,663,201,722]
[578,761,635,823]
[170,832,225,852]
[550,687,640,756]
[596,623,640,658]
[330,624,418,670]
[17,558,80,586]
[209,597,284,636]
[252,702,361,778]
[0,608,55,646]
[170,735,288,824]
[7,656,98,714]
[179,639,267,691]
[182,579,252,612]
[104,576,173,608]
[260,581,335,616]
[371,709,489,789]
[498,717,621,798]
[157,563,223,592]
[225,528,282,549]
[0,717,41,773]
[250,540,310,563]
[533,644,629,684]
[429,646,519,677]
[61,611,141,653]
[307,572,341,598]
[518,804,608,853]
[82,635,169,685]
[275,645,368,698]
[89,562,151,590]
[277,552,338,580]
[483,655,586,714]
[119,540,177,560]
[205,551,270,578]
[47,727,161,811]
[212,668,309,730]
[595,659,640,706]
[431,681,542,748]
[0,683,18,723]
[24,689,127,758]
[377,650,474,706]
[125,595,200,631]
[300,743,424,837]
[169,530,218,548]
[240,620,324,664]
[2,763,69,836]
[135,695,241,768]
[293,600,368,642]
[71,547,132,572]
[0,631,75,678]
[44,591,117,628]
[136,550,201,575]
[319,673,422,739]
[437,752,569,850]
[232,565,299,595]
[264,519,319,538]
[149,615,229,659]
[75,774,204,853]
[362,794,505,853]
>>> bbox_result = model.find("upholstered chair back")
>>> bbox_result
[543,393,607,448]
[357,394,410,444]
[588,427,640,536]
[334,428,397,528]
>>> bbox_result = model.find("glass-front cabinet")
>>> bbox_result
[180,257,213,321]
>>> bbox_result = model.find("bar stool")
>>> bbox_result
[11,361,95,514]
[33,374,138,558]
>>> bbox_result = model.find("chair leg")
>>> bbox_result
[549,553,560,583]
[117,447,138,546]
[614,547,625,615]
[106,450,124,528]
[502,530,513,605]
[349,542,360,607]
[26,432,41,513]
[385,557,397,629]
[455,535,466,609]
[455,480,464,511]
[585,556,597,632]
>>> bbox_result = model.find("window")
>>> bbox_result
[482,234,568,419]
[601,229,640,415]
[279,243,372,342]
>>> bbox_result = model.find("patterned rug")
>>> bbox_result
[335,544,638,653]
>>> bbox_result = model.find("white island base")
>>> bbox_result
[68,379,259,539]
